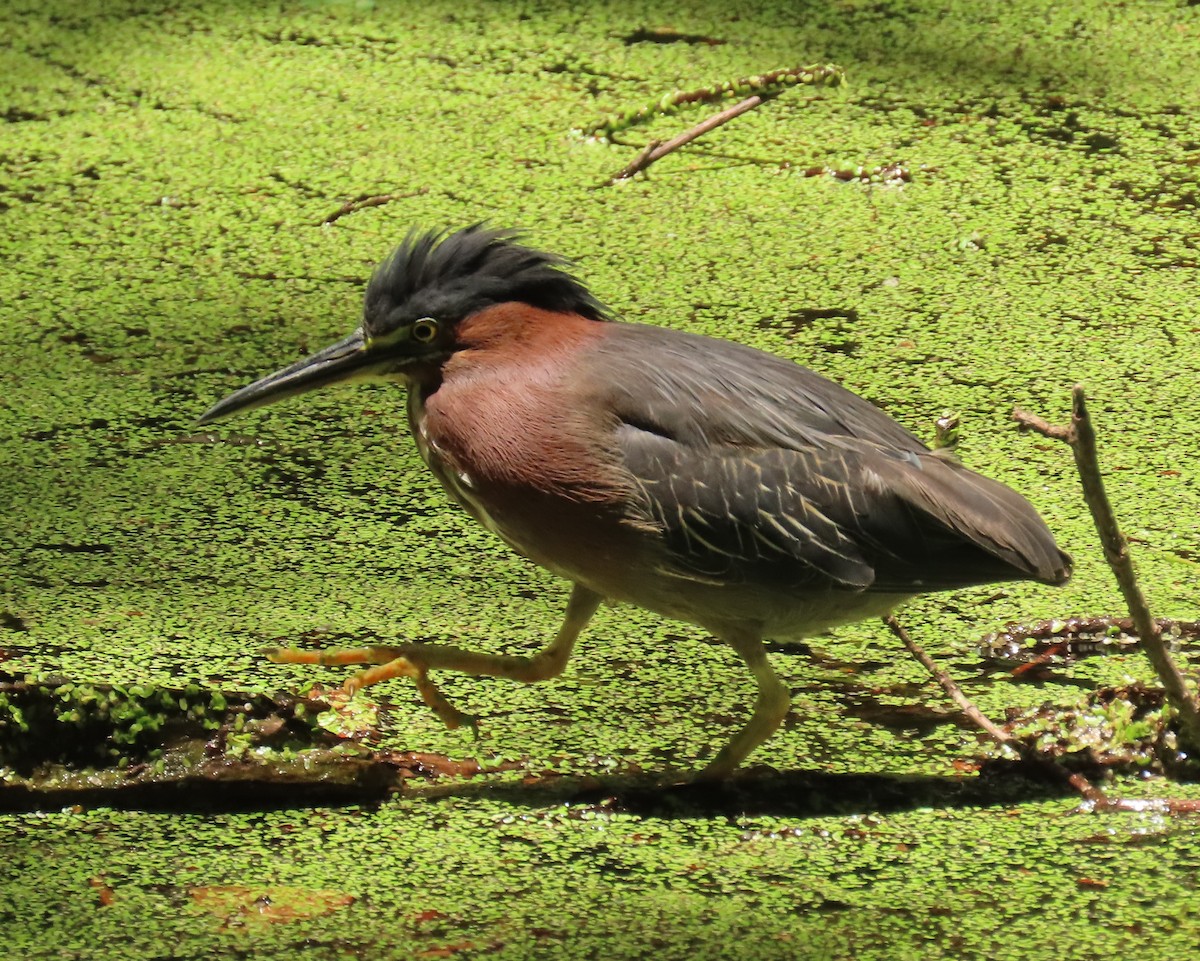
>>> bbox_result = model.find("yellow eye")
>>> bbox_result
[411,318,439,344]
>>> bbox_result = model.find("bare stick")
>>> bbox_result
[1008,409,1071,442]
[319,188,427,226]
[1014,385,1200,749]
[583,63,844,140]
[882,615,1107,804]
[607,95,768,184]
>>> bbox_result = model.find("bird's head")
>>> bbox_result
[197,224,608,425]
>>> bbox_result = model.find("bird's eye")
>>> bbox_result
[411,318,439,344]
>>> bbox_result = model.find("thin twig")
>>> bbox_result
[318,188,427,226]
[1009,409,1071,442]
[1014,385,1200,750]
[882,615,1108,804]
[583,63,844,140]
[607,95,769,184]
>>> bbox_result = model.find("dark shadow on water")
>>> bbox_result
[488,763,1076,820]
[0,760,1075,817]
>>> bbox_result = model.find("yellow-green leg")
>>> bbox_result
[697,631,792,779]
[269,584,603,731]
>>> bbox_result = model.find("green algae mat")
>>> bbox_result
[2,0,1200,957]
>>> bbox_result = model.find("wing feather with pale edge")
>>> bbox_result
[596,323,1070,592]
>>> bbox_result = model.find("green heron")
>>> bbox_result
[199,225,1070,778]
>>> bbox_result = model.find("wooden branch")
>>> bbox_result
[884,616,1200,813]
[318,188,427,226]
[882,615,1107,804]
[1009,409,1071,442]
[583,63,844,140]
[607,95,768,184]
[1014,385,1200,751]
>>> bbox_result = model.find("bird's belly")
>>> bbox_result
[757,590,912,640]
[620,575,913,642]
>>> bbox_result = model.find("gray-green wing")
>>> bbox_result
[597,324,1070,592]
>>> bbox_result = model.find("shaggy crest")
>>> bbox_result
[363,225,610,335]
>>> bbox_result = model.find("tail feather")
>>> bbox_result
[891,455,1072,587]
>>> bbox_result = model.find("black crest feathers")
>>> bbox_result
[363,225,610,333]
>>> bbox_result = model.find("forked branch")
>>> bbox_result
[1014,385,1200,750]
[882,384,1200,812]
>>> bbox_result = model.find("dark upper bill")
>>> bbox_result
[197,329,378,425]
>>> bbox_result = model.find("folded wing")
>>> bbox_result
[598,324,1071,593]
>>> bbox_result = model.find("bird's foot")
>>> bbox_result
[264,646,478,733]
[408,663,479,734]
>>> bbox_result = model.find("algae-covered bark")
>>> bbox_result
[0,675,412,805]
[2,0,1200,957]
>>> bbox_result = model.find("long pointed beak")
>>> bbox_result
[198,328,378,425]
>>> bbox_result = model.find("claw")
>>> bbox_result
[413,672,477,732]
